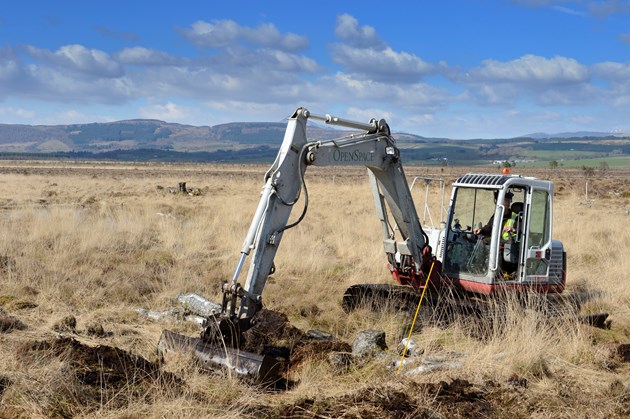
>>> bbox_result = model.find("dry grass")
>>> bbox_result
[0,161,629,417]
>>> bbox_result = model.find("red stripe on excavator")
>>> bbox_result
[391,268,564,294]
[456,278,565,294]
[390,261,444,289]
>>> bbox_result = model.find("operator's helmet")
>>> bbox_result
[494,190,514,203]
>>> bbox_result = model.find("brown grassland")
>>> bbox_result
[0,160,629,418]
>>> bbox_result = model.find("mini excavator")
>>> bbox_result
[158,108,571,383]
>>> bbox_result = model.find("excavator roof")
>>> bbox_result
[453,173,546,190]
[454,173,512,187]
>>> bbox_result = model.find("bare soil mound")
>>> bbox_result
[289,339,352,368]
[16,337,182,413]
[0,312,26,332]
[246,379,521,418]
[614,343,630,362]
[241,309,307,355]
[240,308,353,379]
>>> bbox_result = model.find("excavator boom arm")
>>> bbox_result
[225,108,429,319]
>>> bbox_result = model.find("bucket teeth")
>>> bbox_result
[157,330,281,384]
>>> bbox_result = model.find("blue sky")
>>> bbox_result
[1,1,630,138]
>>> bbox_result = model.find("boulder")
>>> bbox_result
[352,329,387,357]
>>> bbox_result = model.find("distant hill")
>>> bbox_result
[1,119,630,165]
[524,131,630,139]
[0,119,405,154]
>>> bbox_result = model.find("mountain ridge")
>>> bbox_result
[1,119,629,165]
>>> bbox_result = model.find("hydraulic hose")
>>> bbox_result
[274,141,315,234]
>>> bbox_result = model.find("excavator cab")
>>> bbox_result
[439,173,565,294]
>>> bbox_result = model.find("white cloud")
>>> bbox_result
[591,62,630,106]
[116,47,178,66]
[331,14,444,83]
[458,55,599,106]
[180,20,308,52]
[319,72,450,112]
[22,64,135,104]
[334,14,386,49]
[182,20,238,48]
[0,49,33,101]
[344,107,395,124]
[592,61,630,81]
[15,108,118,125]
[468,55,589,85]
[0,15,450,129]
[511,0,630,18]
[588,0,630,18]
[552,5,587,16]
[0,58,19,81]
[138,101,189,121]
[204,100,290,120]
[25,44,123,78]
[116,27,324,107]
[409,108,577,139]
[511,0,583,12]
[570,114,597,124]
[331,44,436,82]
[536,86,599,105]
[461,83,519,105]
[129,61,311,105]
[3,13,629,137]
[48,110,102,124]
[270,50,320,73]
[7,36,320,109]
[209,46,320,74]
[0,106,35,120]
[0,50,136,106]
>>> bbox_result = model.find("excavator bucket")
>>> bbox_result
[156,293,283,384]
[157,330,282,384]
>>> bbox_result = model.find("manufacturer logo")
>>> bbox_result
[332,149,375,162]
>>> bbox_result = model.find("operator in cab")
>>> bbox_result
[473,191,517,241]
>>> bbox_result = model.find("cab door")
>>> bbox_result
[521,186,553,283]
